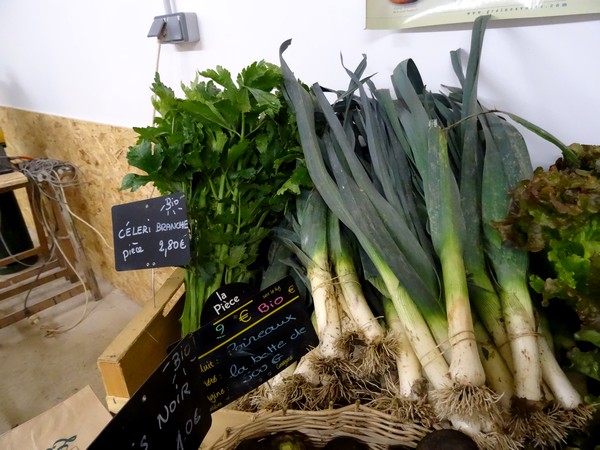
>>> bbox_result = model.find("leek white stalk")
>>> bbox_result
[308,261,342,359]
[383,297,424,401]
[306,199,341,359]
[450,14,512,370]
[537,328,594,439]
[499,276,542,404]
[332,246,384,347]
[328,212,384,345]
[328,212,389,374]
[372,252,452,392]
[479,113,558,446]
[473,318,514,411]
[375,296,437,425]
[468,278,514,371]
[423,124,502,434]
[537,329,583,410]
[290,189,344,361]
[480,114,543,408]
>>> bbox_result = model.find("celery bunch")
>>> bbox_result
[121,62,311,335]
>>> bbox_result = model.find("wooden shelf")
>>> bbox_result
[0,171,28,192]
[0,171,101,328]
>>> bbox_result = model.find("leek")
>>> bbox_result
[448,17,513,369]
[274,14,592,446]
[480,112,548,443]
[479,120,535,358]
[300,189,342,360]
[382,297,424,402]
[388,45,502,432]
[424,122,485,389]
[381,296,435,424]
[280,41,452,394]
[275,189,372,409]
[327,212,389,375]
[281,38,509,446]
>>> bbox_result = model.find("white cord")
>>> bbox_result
[37,184,90,335]
[41,233,90,336]
[149,33,164,308]
[152,40,162,124]
[25,163,113,251]
[14,161,96,334]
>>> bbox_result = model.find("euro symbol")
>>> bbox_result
[239,309,251,323]
[288,285,296,294]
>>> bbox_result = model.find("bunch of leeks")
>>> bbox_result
[275,14,592,449]
[263,189,395,411]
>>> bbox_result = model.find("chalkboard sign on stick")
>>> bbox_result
[89,335,212,450]
[200,282,254,326]
[193,276,318,412]
[112,193,191,271]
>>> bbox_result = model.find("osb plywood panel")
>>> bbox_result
[0,107,172,306]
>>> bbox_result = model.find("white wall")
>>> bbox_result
[0,0,598,168]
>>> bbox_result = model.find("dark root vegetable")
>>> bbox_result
[322,436,370,450]
[268,431,314,450]
[234,431,314,450]
[415,429,478,450]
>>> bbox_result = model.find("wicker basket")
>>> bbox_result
[208,403,438,450]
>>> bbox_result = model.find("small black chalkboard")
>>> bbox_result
[200,282,254,326]
[112,193,191,271]
[89,335,212,450]
[193,276,318,412]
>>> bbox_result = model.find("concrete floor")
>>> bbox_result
[0,275,141,436]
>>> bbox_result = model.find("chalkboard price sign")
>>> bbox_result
[112,193,191,271]
[89,335,212,450]
[193,276,318,412]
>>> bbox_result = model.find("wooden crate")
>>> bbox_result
[97,268,186,414]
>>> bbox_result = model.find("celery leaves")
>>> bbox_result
[121,61,311,334]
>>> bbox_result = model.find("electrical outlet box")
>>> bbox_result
[147,12,199,44]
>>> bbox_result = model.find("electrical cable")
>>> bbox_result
[9,158,100,333]
[22,180,61,313]
[22,244,57,313]
[31,175,90,335]
[18,158,80,188]
[149,29,166,308]
[163,0,173,15]
[41,230,90,336]
[19,159,112,250]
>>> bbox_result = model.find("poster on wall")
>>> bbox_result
[366,0,600,30]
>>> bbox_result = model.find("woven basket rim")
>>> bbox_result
[209,402,437,450]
